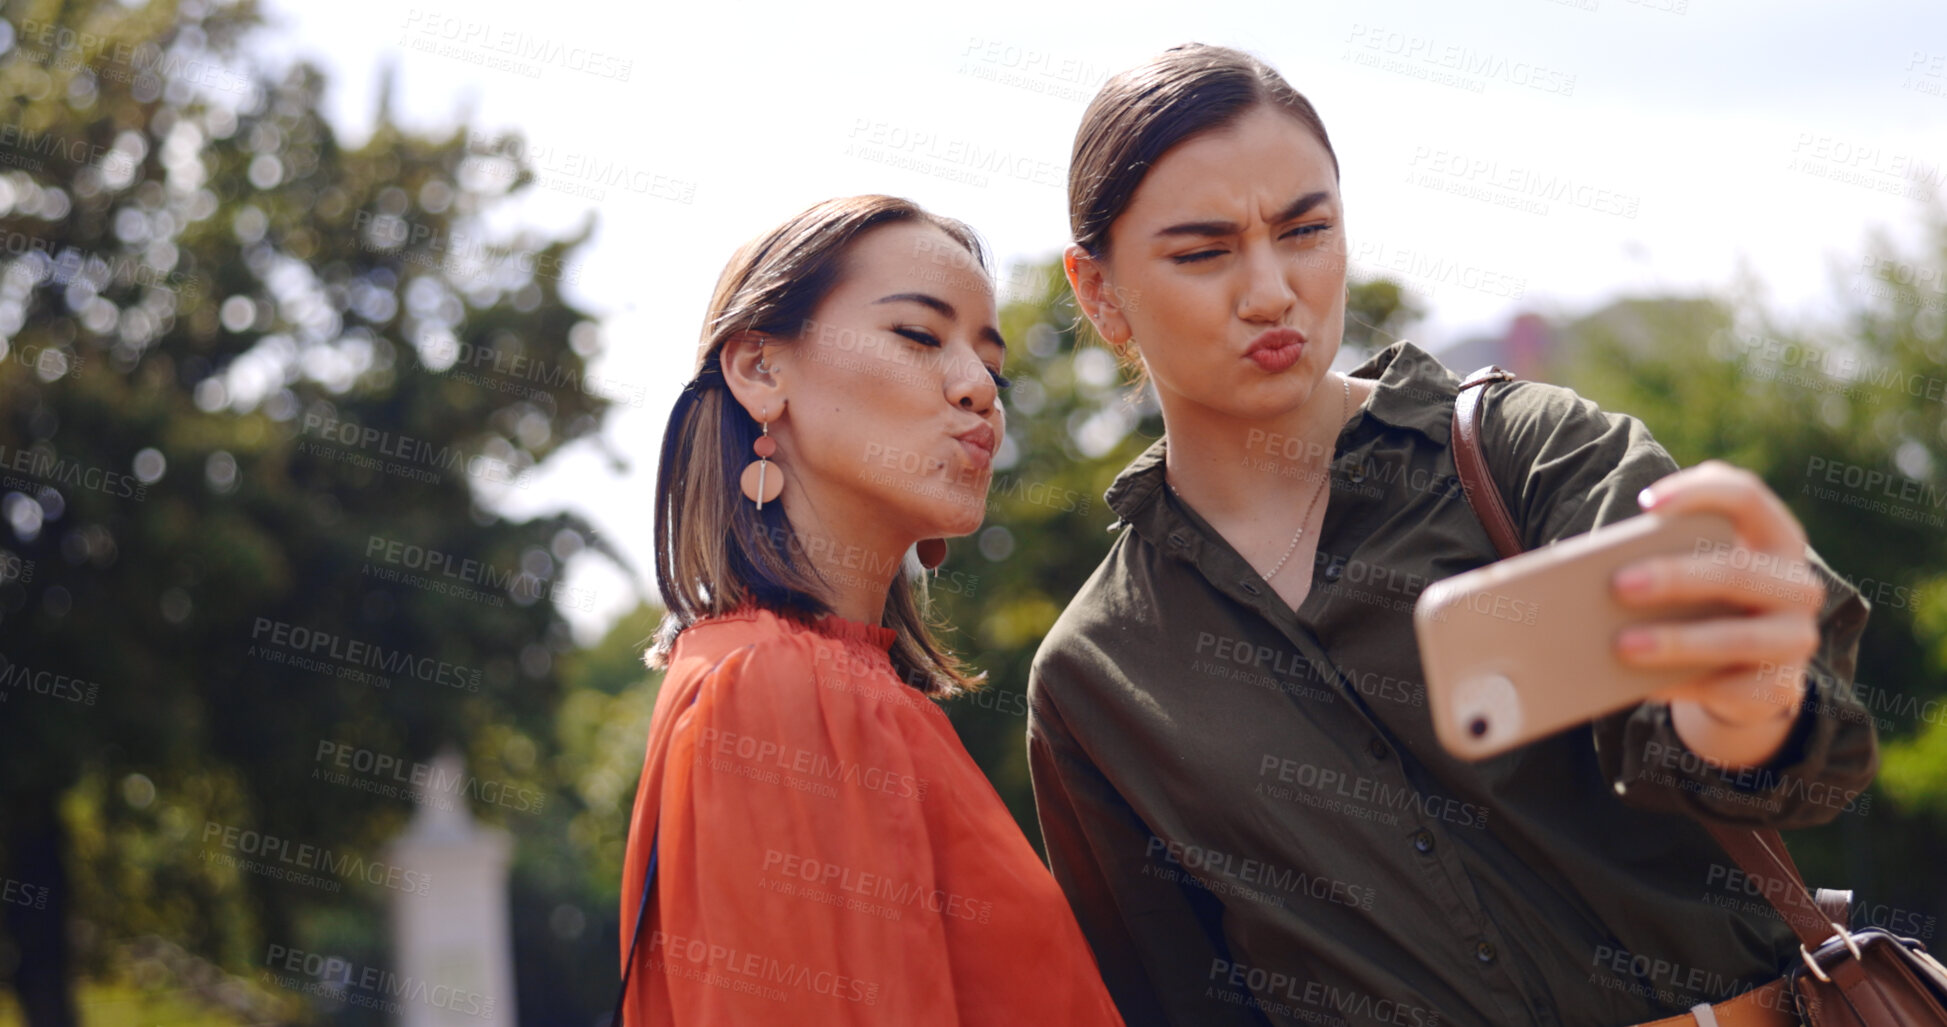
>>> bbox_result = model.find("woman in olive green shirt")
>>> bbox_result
[1027,44,1876,1027]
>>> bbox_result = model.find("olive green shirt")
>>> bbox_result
[1027,341,1877,1027]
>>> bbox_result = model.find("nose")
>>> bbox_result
[944,350,997,414]
[1236,240,1297,324]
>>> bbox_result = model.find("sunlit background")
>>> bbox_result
[2,0,1945,1022]
[266,0,1947,641]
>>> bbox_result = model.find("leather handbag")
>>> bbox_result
[1449,365,1947,1027]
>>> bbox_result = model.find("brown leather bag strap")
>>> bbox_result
[1447,365,1843,957]
[1632,977,1797,1027]
[1704,823,1837,949]
[1451,366,1524,560]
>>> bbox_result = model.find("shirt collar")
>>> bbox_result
[1103,340,1462,528]
[1357,339,1464,445]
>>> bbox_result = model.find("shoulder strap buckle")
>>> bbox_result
[1458,365,1516,390]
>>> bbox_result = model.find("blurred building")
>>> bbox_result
[1433,311,1558,383]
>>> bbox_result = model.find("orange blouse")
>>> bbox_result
[618,605,1127,1026]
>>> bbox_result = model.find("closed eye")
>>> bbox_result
[1174,223,1334,264]
[898,328,1011,390]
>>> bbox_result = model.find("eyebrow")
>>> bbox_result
[873,293,1007,351]
[1153,191,1334,240]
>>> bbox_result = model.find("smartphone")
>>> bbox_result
[1414,510,1742,761]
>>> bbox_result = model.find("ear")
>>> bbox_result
[1063,243,1133,348]
[722,330,787,423]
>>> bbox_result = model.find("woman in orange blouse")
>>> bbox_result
[617,195,1126,1026]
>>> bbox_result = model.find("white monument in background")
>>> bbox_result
[385,748,518,1026]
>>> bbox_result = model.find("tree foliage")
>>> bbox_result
[1551,213,1947,924]
[1,0,620,1021]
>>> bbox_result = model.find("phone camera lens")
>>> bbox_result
[1468,716,1489,738]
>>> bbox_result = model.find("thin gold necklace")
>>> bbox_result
[1168,374,1349,583]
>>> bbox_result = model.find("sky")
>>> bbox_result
[250,0,1947,642]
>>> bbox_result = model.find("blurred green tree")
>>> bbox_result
[1550,212,1947,929]
[0,1,622,1022]
[1344,276,1426,355]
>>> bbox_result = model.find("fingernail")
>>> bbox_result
[1619,629,1656,654]
[1615,566,1653,594]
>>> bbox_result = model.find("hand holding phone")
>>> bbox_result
[1414,510,1744,760]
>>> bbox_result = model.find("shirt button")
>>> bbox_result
[1323,560,1345,583]
[1476,941,1497,964]
[1412,829,1435,854]
[1367,737,1389,760]
[1349,466,1367,484]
